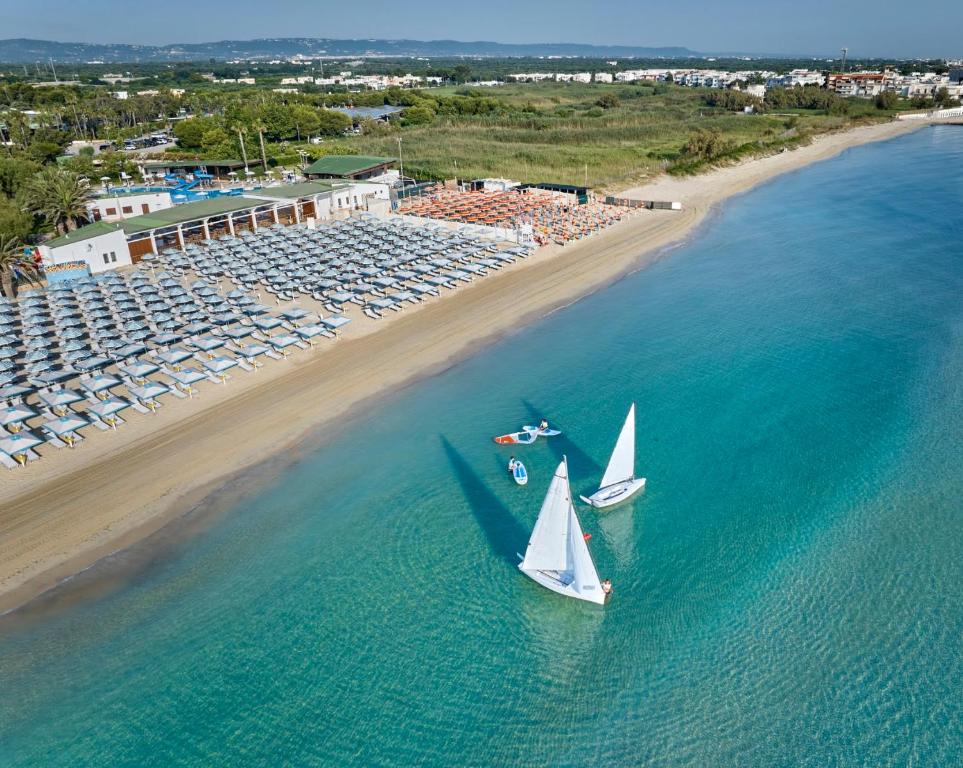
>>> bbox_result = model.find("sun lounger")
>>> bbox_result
[42,431,67,448]
[0,452,18,470]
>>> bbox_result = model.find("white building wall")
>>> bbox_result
[40,229,132,275]
[89,191,173,223]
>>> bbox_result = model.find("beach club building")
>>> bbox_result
[88,188,175,223]
[37,181,392,277]
[303,155,396,181]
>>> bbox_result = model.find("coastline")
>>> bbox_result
[0,118,924,616]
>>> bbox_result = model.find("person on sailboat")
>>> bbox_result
[507,456,518,473]
[538,418,549,432]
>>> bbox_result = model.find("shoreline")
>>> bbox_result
[0,119,925,616]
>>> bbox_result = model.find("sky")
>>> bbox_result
[3,0,960,58]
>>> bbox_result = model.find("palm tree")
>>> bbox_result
[23,168,92,235]
[0,234,41,299]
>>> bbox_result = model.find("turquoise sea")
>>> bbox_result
[1,127,961,767]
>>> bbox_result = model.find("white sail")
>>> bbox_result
[567,499,604,597]
[520,460,572,572]
[520,458,607,604]
[599,403,636,489]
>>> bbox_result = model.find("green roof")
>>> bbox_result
[46,221,123,249]
[246,181,337,200]
[304,155,395,177]
[118,197,262,234]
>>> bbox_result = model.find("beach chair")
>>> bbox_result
[127,399,153,415]
[0,452,18,470]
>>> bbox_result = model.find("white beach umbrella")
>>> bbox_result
[0,403,38,428]
[0,430,42,463]
[38,388,84,410]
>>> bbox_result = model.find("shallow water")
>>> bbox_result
[1,127,961,767]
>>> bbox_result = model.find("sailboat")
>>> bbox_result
[579,403,646,509]
[518,458,611,605]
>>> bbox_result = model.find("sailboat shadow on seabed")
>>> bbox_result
[520,399,603,480]
[440,436,528,566]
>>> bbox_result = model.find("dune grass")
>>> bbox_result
[340,82,888,191]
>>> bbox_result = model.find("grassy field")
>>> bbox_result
[336,83,888,191]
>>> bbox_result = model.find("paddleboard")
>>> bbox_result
[493,430,538,445]
[523,426,562,437]
[512,461,528,485]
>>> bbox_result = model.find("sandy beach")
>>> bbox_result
[0,118,924,615]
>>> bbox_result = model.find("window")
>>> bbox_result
[105,207,117,216]
[122,206,133,214]
[142,204,150,214]
[110,251,117,263]
[102,254,110,264]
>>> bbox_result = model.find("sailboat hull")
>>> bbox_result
[580,478,646,509]
[518,565,607,605]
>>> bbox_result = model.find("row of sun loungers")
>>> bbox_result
[1,215,532,468]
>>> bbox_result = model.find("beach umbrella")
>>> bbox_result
[221,326,252,340]
[152,332,182,347]
[280,307,310,321]
[157,347,193,366]
[253,316,284,331]
[182,322,211,336]
[43,414,90,446]
[85,397,130,427]
[0,348,17,360]
[39,388,84,411]
[166,368,206,387]
[119,360,159,379]
[128,382,170,402]
[233,343,269,358]
[81,373,121,395]
[0,384,33,400]
[294,324,330,341]
[0,369,15,383]
[114,343,148,358]
[321,316,352,331]
[191,336,226,352]
[65,349,93,362]
[0,403,38,428]
[127,329,151,341]
[62,340,88,353]
[24,326,48,337]
[241,304,270,316]
[0,431,42,464]
[268,334,300,350]
[26,359,54,373]
[201,356,237,375]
